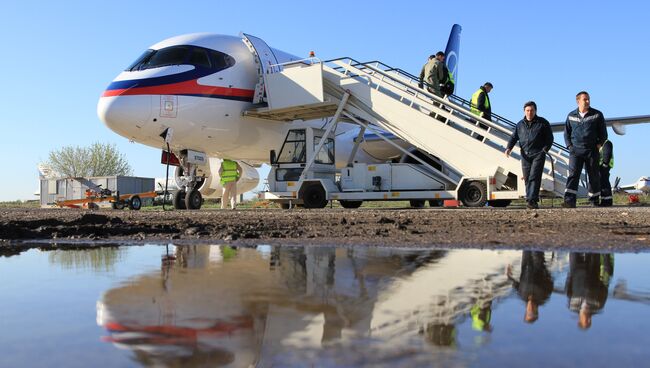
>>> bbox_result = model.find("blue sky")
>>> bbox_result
[1,1,649,201]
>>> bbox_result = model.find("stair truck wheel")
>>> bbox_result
[302,183,328,209]
[128,195,142,211]
[280,202,291,209]
[185,189,203,210]
[460,181,488,207]
[410,200,426,208]
[173,190,186,210]
[111,201,125,210]
[488,199,512,208]
[429,199,444,207]
[339,200,363,209]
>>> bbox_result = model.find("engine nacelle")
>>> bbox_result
[175,157,259,198]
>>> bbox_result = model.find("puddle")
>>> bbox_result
[1,244,649,367]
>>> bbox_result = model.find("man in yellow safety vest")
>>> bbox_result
[471,82,493,120]
[219,159,242,209]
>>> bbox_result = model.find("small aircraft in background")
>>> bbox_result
[614,176,650,194]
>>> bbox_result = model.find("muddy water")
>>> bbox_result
[1,244,649,368]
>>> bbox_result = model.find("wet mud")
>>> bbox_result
[2,206,650,254]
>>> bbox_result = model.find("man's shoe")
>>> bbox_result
[526,201,539,209]
[561,201,576,208]
[600,201,613,207]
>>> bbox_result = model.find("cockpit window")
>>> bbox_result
[210,50,236,70]
[126,50,155,71]
[188,48,211,68]
[144,46,190,69]
[125,45,236,72]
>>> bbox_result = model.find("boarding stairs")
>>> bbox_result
[320,57,583,198]
[245,55,587,200]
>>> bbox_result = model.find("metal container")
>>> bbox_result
[40,176,154,208]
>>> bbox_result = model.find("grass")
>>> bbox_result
[3,193,646,210]
[0,200,40,208]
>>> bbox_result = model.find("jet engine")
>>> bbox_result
[175,157,259,199]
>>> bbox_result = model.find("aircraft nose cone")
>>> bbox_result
[97,94,152,138]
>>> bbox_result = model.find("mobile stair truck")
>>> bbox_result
[244,36,583,208]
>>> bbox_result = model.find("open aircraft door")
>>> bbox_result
[241,33,280,104]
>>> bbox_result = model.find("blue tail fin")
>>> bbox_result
[444,24,462,87]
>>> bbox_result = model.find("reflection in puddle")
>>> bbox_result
[3,245,650,367]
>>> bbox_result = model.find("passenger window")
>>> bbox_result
[144,46,189,68]
[188,48,211,68]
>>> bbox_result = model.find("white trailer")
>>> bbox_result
[261,122,517,208]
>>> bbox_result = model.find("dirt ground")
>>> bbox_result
[2,205,650,255]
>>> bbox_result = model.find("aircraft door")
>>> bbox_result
[241,33,280,104]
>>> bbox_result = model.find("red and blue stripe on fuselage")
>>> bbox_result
[102,67,254,102]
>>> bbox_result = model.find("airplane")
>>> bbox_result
[614,176,650,194]
[97,25,650,210]
[97,26,462,210]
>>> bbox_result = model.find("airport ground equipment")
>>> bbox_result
[55,188,156,210]
[42,176,155,210]
[247,52,584,208]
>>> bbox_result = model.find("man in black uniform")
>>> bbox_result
[506,251,553,323]
[505,101,554,209]
[599,139,614,206]
[565,252,614,329]
[562,91,608,208]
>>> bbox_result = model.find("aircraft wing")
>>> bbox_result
[550,115,650,135]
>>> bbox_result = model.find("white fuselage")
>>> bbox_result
[98,33,392,165]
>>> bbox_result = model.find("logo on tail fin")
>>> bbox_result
[444,24,462,87]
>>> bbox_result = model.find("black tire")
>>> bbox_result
[173,190,186,210]
[460,181,488,207]
[429,199,444,207]
[128,195,142,211]
[339,200,363,209]
[302,184,328,209]
[112,201,125,210]
[410,200,426,208]
[185,189,203,210]
[280,202,291,209]
[488,199,512,208]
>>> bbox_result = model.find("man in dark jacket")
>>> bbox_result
[562,91,608,207]
[505,101,554,209]
[566,252,614,329]
[599,139,614,206]
[506,251,553,323]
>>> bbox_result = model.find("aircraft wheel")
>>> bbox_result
[173,190,186,210]
[339,200,363,209]
[128,195,142,211]
[460,181,488,207]
[185,189,203,210]
[302,184,328,209]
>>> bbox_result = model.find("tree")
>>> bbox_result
[46,142,133,177]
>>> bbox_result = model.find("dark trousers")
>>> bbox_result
[565,147,600,204]
[600,166,612,205]
[521,152,546,203]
